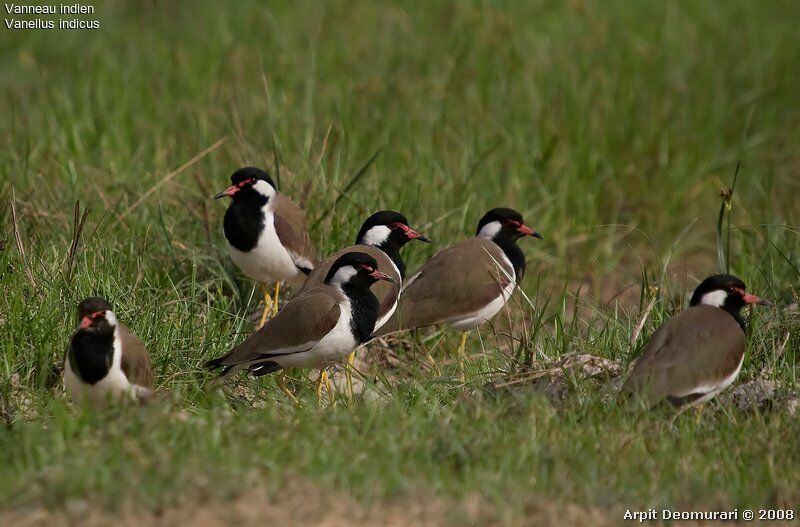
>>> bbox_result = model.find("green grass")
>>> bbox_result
[1,0,799,524]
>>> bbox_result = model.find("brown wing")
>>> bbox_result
[374,237,513,336]
[299,244,401,321]
[273,193,315,272]
[118,324,153,389]
[208,287,341,372]
[622,305,746,406]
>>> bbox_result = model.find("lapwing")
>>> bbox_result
[299,210,430,331]
[215,166,315,327]
[298,210,429,394]
[622,274,770,409]
[205,251,395,401]
[64,297,153,405]
[372,207,542,377]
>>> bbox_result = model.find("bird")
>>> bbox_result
[297,210,429,395]
[298,210,430,332]
[205,251,395,401]
[622,274,770,409]
[215,166,315,328]
[64,297,153,405]
[372,207,542,377]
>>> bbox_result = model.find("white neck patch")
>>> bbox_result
[252,180,277,205]
[700,290,728,307]
[104,310,119,327]
[477,220,502,240]
[329,265,358,288]
[361,225,392,247]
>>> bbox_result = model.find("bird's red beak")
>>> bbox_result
[405,228,431,243]
[391,222,431,243]
[742,292,771,306]
[79,310,106,329]
[214,185,239,199]
[518,224,544,239]
[368,268,396,283]
[735,287,771,306]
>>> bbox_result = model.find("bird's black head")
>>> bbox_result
[476,207,543,242]
[689,274,770,312]
[214,166,277,204]
[354,210,431,249]
[324,251,396,288]
[76,297,115,334]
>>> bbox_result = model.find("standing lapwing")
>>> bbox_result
[622,274,770,409]
[298,210,429,394]
[215,166,315,327]
[64,297,153,405]
[372,207,542,377]
[299,210,430,332]
[205,252,395,401]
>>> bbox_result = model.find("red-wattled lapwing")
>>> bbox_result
[215,166,315,328]
[298,210,429,395]
[299,210,430,331]
[205,251,395,402]
[372,207,542,377]
[64,297,153,405]
[622,274,770,409]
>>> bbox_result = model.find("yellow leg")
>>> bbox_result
[277,370,298,404]
[694,403,706,424]
[272,281,282,316]
[345,351,356,400]
[258,284,272,329]
[457,332,468,383]
[325,370,335,404]
[315,369,336,406]
[316,369,328,403]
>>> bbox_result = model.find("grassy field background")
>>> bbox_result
[1,0,799,524]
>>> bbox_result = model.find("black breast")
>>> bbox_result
[342,284,380,344]
[69,331,115,385]
[380,245,406,279]
[223,198,266,252]
[493,238,526,281]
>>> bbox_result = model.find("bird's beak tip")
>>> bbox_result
[215,185,237,199]
[532,231,544,240]
[744,293,772,307]
[369,269,396,283]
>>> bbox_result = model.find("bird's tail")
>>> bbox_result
[203,352,244,382]
[249,361,281,377]
[204,355,227,371]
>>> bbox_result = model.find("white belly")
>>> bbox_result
[448,256,517,332]
[272,302,356,369]
[229,214,300,284]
